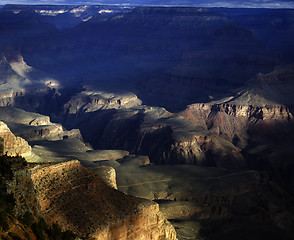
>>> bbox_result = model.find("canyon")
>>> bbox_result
[0,4,294,240]
[0,124,178,240]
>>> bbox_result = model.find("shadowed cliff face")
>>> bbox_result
[4,6,287,111]
[1,5,294,240]
[1,6,293,111]
[0,5,294,171]
[111,159,294,240]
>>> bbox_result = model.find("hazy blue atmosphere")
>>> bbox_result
[1,0,294,8]
[1,1,294,239]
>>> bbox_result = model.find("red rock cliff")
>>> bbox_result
[30,160,177,240]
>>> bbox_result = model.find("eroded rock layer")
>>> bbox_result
[0,121,31,157]
[30,160,177,240]
[0,106,82,142]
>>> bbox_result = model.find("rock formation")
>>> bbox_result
[0,5,294,240]
[30,160,177,240]
[0,6,293,169]
[61,101,208,165]
[0,106,82,142]
[0,121,31,157]
[63,89,142,114]
[58,65,294,168]
[93,166,117,189]
[103,156,294,239]
[6,167,43,220]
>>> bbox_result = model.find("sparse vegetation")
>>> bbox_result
[0,155,27,181]
[0,137,4,156]
[48,223,76,240]
[0,155,19,232]
[8,232,22,240]
[32,219,76,240]
[0,154,76,240]
[0,211,10,231]
[19,211,34,228]
[31,218,48,240]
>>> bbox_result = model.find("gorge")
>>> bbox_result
[0,4,294,240]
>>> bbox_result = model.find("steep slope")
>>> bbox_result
[58,65,294,171]
[61,93,207,165]
[1,6,294,240]
[30,160,177,240]
[219,64,294,107]
[0,106,81,142]
[0,53,63,115]
[179,65,294,196]
[90,154,294,240]
[0,121,31,157]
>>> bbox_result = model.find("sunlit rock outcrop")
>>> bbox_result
[63,88,142,114]
[0,121,31,157]
[0,106,82,142]
[30,160,177,240]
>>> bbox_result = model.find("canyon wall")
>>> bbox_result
[30,160,177,240]
[0,121,31,157]
[6,168,43,220]
[0,107,83,143]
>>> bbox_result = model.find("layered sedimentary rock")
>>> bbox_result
[0,54,58,106]
[178,65,294,165]
[0,6,293,170]
[61,92,248,167]
[0,106,51,125]
[178,103,294,169]
[1,63,292,169]
[30,160,177,240]
[63,89,142,114]
[62,100,207,165]
[0,53,64,120]
[0,106,82,142]
[58,66,294,168]
[0,6,293,240]
[0,121,31,157]
[181,102,294,148]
